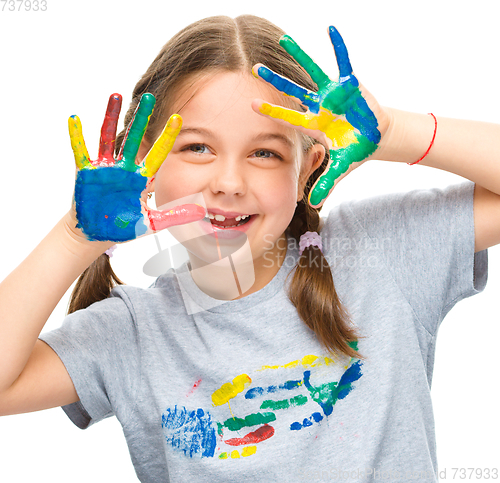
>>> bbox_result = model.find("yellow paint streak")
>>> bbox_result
[219,452,228,459]
[68,116,92,170]
[259,103,357,148]
[141,114,182,177]
[242,446,257,457]
[228,402,235,419]
[231,450,240,459]
[301,355,318,366]
[258,355,334,372]
[260,365,280,370]
[211,374,252,407]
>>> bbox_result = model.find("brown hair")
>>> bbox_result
[68,15,361,359]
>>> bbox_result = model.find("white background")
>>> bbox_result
[0,0,499,481]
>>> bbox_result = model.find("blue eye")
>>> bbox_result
[253,149,282,160]
[185,144,210,154]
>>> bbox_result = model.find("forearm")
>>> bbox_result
[0,214,110,393]
[376,108,500,194]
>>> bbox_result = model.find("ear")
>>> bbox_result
[297,144,326,203]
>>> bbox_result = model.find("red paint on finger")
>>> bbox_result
[98,93,123,164]
[224,424,275,446]
[148,203,206,232]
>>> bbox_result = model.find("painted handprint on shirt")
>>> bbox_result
[161,346,362,460]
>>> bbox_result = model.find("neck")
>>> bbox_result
[188,233,287,300]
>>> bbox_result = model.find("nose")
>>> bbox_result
[209,156,247,197]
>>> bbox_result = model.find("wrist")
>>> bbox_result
[372,108,437,164]
[59,211,115,263]
[369,106,401,162]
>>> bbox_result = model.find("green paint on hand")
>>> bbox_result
[114,216,130,229]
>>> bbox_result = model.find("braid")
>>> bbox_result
[286,153,363,359]
[67,254,123,315]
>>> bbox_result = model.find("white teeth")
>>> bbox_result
[208,212,251,222]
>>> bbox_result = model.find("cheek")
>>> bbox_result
[259,172,298,219]
[153,158,201,207]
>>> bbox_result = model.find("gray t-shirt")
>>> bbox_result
[40,182,487,483]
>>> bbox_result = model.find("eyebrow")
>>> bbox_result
[177,127,294,149]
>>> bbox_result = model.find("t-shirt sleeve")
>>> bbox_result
[334,181,488,335]
[39,289,140,429]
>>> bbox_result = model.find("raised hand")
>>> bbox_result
[253,26,382,208]
[69,93,205,242]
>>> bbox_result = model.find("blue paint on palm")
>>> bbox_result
[75,167,148,242]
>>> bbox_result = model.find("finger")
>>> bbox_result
[279,34,330,89]
[119,93,156,172]
[68,115,93,170]
[328,26,353,79]
[253,99,330,147]
[147,203,206,232]
[252,63,320,114]
[98,93,122,164]
[308,155,349,209]
[308,135,378,208]
[140,114,182,178]
[257,100,311,131]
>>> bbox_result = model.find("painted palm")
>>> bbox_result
[69,93,205,242]
[254,26,381,208]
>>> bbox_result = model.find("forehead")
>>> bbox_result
[171,71,300,139]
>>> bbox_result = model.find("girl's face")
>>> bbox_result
[151,71,323,282]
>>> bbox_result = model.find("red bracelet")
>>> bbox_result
[407,113,438,165]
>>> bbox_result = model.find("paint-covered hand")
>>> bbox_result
[69,93,205,242]
[253,27,384,208]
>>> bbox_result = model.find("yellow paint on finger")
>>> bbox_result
[212,374,252,407]
[68,116,92,170]
[140,114,182,177]
[259,103,357,149]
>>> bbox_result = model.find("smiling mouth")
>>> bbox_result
[208,214,254,229]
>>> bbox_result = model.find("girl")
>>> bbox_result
[1,12,499,483]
